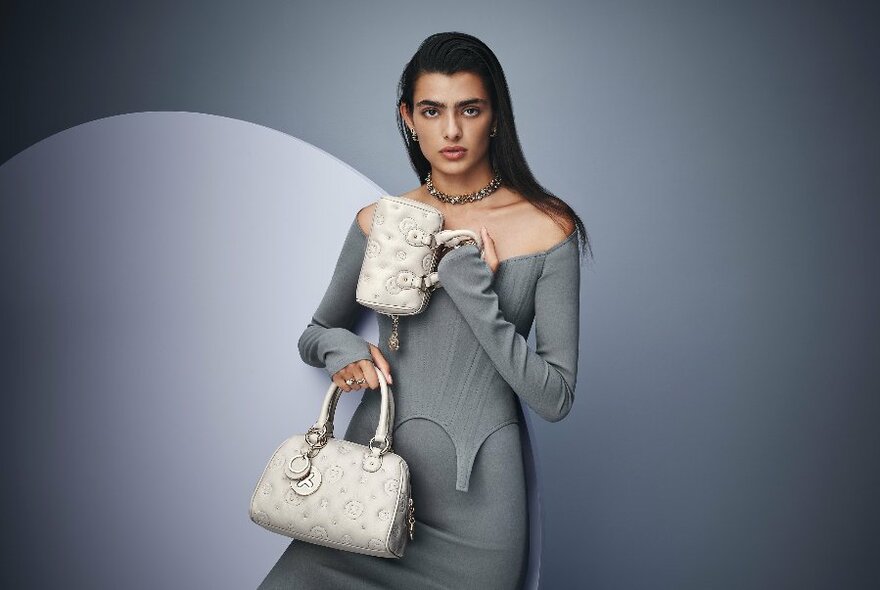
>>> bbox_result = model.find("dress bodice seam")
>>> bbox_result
[393,412,520,492]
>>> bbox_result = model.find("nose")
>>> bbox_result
[443,112,462,141]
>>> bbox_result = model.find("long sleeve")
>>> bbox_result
[435,240,580,422]
[297,216,373,377]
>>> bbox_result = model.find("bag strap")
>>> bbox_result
[312,364,395,455]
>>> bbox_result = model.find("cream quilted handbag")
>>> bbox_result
[249,367,415,558]
[356,195,482,351]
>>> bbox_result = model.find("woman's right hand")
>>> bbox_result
[332,343,393,392]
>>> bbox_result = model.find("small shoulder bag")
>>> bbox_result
[355,195,482,351]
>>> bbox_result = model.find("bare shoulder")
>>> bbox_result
[356,202,376,236]
[521,199,576,249]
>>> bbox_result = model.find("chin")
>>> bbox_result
[433,164,469,178]
[431,156,484,174]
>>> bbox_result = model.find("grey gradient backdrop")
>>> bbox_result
[2,1,879,589]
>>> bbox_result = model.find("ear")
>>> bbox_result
[399,103,413,129]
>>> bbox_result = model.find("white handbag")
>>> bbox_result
[356,195,482,351]
[249,366,415,558]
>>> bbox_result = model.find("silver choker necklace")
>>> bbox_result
[425,171,502,205]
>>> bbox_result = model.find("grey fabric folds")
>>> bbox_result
[435,240,579,422]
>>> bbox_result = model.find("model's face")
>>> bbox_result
[402,71,495,178]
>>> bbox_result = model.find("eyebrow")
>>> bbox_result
[415,98,488,108]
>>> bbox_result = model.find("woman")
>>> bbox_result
[258,31,590,589]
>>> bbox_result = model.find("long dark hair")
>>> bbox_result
[396,31,593,261]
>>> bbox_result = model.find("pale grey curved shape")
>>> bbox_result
[0,111,543,590]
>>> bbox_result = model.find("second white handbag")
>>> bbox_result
[355,195,482,350]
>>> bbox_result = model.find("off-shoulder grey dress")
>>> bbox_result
[258,210,581,590]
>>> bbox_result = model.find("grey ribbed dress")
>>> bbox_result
[258,209,581,590]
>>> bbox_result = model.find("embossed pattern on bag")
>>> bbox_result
[250,437,412,557]
[356,196,444,316]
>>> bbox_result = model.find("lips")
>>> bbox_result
[440,147,467,161]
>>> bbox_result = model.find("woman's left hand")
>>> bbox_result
[480,226,499,273]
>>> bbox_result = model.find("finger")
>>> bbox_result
[335,363,363,392]
[480,226,492,254]
[370,346,393,384]
[346,363,368,391]
[332,371,352,392]
[357,359,380,389]
[481,227,498,268]
[481,225,492,244]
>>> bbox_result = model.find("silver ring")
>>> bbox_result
[344,378,355,386]
[355,378,366,384]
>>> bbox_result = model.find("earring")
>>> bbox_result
[410,127,419,142]
[489,127,497,138]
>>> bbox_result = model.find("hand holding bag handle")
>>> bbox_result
[312,368,395,453]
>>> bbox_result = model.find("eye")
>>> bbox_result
[421,108,438,118]
[464,107,481,117]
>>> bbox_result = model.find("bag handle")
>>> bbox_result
[311,364,395,455]
[400,226,482,249]
[432,228,482,250]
